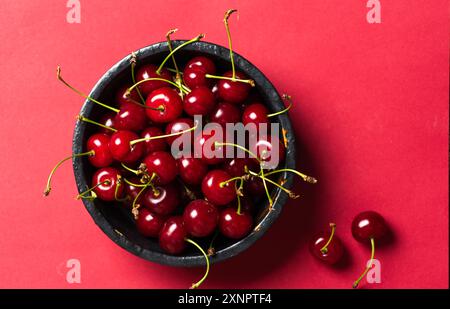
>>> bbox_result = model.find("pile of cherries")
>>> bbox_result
[45,10,316,289]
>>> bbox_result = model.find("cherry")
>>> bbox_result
[143,151,178,185]
[178,157,208,186]
[183,199,219,237]
[145,87,183,124]
[116,84,141,107]
[142,183,180,215]
[242,103,269,126]
[244,175,266,197]
[91,167,124,201]
[351,211,388,243]
[114,103,146,132]
[109,130,144,164]
[136,208,166,237]
[219,208,253,239]
[86,133,114,168]
[159,216,187,254]
[209,102,241,128]
[227,198,255,214]
[135,64,172,96]
[201,169,236,206]
[193,129,226,165]
[124,177,145,204]
[351,211,388,288]
[140,127,167,155]
[97,112,116,134]
[223,158,258,177]
[165,118,195,144]
[309,223,344,265]
[183,86,215,116]
[186,56,216,75]
[250,134,286,168]
[183,67,210,89]
[217,71,251,104]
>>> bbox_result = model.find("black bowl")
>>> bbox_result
[72,41,296,267]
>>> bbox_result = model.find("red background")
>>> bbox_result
[0,0,448,289]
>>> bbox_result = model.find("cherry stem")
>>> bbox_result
[259,168,273,208]
[114,175,128,202]
[167,67,183,74]
[127,77,189,95]
[264,168,318,184]
[77,115,117,132]
[214,142,260,162]
[44,150,94,196]
[186,238,210,289]
[123,178,147,187]
[130,52,146,104]
[248,170,298,199]
[219,176,243,188]
[129,124,197,147]
[166,29,180,76]
[224,9,237,79]
[156,34,205,75]
[320,223,337,254]
[235,178,245,215]
[353,238,376,289]
[121,163,139,175]
[123,96,163,110]
[131,182,150,219]
[56,66,119,113]
[267,101,292,118]
[76,179,110,200]
[205,74,255,87]
[207,230,219,256]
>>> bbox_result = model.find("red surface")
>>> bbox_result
[0,0,448,289]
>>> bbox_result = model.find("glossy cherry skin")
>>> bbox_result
[109,130,144,164]
[242,103,269,126]
[219,208,253,239]
[351,211,388,243]
[223,158,258,177]
[309,229,344,265]
[217,71,251,104]
[250,134,285,169]
[135,64,172,96]
[98,112,116,134]
[186,56,216,74]
[178,157,208,186]
[201,169,236,206]
[86,133,114,168]
[193,129,226,165]
[136,208,166,237]
[183,86,215,116]
[143,151,178,185]
[140,127,167,155]
[183,67,210,89]
[183,199,219,237]
[115,84,141,107]
[114,103,146,132]
[159,216,187,254]
[165,117,194,144]
[209,102,241,128]
[91,167,124,201]
[142,183,180,216]
[145,87,183,124]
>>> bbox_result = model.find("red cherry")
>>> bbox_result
[183,86,215,116]
[244,175,266,197]
[140,127,167,155]
[97,112,116,134]
[186,56,216,74]
[226,198,255,214]
[219,208,253,239]
[193,129,226,165]
[86,133,114,168]
[183,199,219,237]
[145,87,183,124]
[242,103,269,126]
[159,216,187,254]
[201,170,236,206]
[92,167,123,201]
[217,71,251,104]
[309,224,344,265]
[143,151,178,185]
[116,84,141,107]
[124,176,144,204]
[165,118,194,144]
[114,103,146,132]
[183,67,210,89]
[136,208,166,237]
[223,158,258,177]
[178,157,208,186]
[109,130,144,164]
[250,134,285,168]
[142,183,180,216]
[135,64,172,96]
[351,211,388,243]
[209,102,241,128]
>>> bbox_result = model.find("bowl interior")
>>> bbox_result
[73,41,296,266]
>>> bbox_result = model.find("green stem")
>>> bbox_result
[320,223,337,254]
[44,151,94,196]
[127,77,188,95]
[186,238,210,289]
[267,101,292,117]
[130,52,146,104]
[205,74,255,86]
[77,115,117,132]
[76,179,110,200]
[248,170,297,198]
[156,34,205,75]
[121,163,139,175]
[263,168,318,184]
[353,238,376,289]
[130,124,197,147]
[219,176,243,188]
[224,9,237,78]
[259,167,273,207]
[214,142,260,162]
